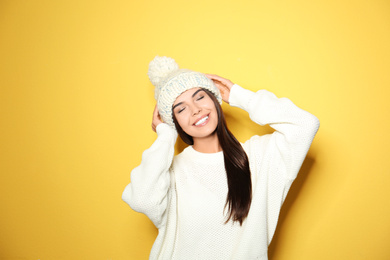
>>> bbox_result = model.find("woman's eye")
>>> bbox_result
[196,95,205,101]
[177,107,185,113]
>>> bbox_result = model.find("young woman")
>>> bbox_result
[122,56,320,260]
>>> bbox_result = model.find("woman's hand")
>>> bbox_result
[205,74,234,104]
[152,105,163,132]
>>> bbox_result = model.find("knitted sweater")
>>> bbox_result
[122,84,320,260]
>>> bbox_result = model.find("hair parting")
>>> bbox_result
[172,88,252,225]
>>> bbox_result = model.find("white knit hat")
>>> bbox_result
[148,56,222,127]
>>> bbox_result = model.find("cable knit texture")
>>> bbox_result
[147,56,222,127]
[122,84,320,260]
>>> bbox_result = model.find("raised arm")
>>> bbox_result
[206,74,319,180]
[229,84,319,180]
[122,106,177,228]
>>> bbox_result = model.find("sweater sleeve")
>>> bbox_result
[229,84,319,181]
[122,123,178,228]
[229,84,320,244]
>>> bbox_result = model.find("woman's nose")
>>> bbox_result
[192,107,201,116]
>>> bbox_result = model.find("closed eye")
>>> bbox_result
[196,95,205,101]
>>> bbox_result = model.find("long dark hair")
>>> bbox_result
[172,88,252,225]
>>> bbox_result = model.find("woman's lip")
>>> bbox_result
[193,114,210,127]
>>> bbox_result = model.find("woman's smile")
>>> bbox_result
[193,113,210,127]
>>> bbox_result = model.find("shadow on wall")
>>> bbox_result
[268,153,316,259]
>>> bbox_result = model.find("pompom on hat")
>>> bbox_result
[148,56,222,127]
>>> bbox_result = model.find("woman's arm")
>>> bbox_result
[122,106,177,228]
[206,74,319,180]
[229,84,319,180]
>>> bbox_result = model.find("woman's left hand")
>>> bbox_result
[205,74,234,104]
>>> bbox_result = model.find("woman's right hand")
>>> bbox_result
[152,105,163,132]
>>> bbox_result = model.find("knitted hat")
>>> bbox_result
[148,56,222,127]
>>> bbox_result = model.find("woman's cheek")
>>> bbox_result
[176,114,188,127]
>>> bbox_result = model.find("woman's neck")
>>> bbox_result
[192,133,222,153]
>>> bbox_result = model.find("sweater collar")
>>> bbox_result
[182,145,224,163]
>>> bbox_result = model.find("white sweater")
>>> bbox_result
[122,84,320,260]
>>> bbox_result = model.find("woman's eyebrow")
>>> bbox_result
[172,102,183,110]
[172,89,204,110]
[191,88,203,98]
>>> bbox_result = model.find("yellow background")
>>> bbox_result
[1,0,389,259]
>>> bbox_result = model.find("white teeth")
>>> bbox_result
[195,116,208,126]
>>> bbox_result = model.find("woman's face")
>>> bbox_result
[173,88,218,140]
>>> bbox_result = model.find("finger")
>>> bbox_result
[205,74,234,89]
[205,74,223,81]
[215,84,228,94]
[205,73,229,83]
[153,104,158,116]
[153,104,161,120]
[152,105,159,132]
[206,76,227,90]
